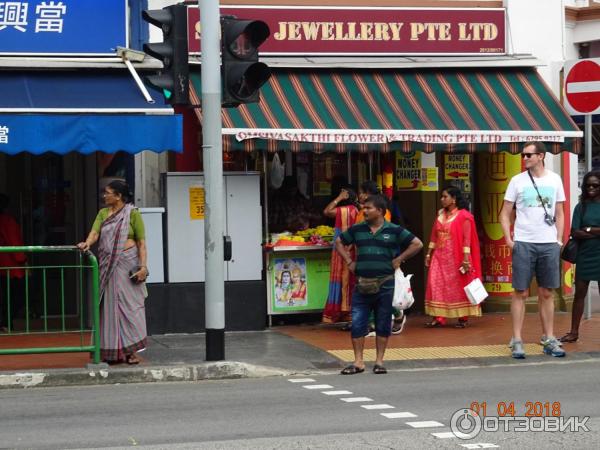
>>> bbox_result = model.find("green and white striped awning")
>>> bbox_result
[190,67,582,153]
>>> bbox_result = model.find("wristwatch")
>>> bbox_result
[586,227,592,233]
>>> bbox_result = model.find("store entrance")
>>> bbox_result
[0,152,92,323]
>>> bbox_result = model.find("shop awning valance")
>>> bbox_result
[190,68,582,153]
[0,72,182,155]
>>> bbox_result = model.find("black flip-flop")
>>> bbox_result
[340,364,365,375]
[372,364,387,374]
[559,333,578,343]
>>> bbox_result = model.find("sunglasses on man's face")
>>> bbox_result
[585,183,600,189]
[521,152,540,159]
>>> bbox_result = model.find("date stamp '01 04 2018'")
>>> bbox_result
[469,401,562,417]
[449,401,591,440]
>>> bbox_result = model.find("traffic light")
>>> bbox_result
[221,17,271,107]
[142,4,189,105]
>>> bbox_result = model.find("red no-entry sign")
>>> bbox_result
[564,58,600,115]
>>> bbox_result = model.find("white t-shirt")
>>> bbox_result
[504,170,565,243]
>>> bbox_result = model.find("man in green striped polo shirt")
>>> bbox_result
[336,194,423,375]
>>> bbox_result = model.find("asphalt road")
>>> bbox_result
[1,359,599,449]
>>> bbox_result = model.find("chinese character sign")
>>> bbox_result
[477,153,521,295]
[0,125,8,144]
[0,0,126,54]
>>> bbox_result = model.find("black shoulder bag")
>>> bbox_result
[561,203,587,264]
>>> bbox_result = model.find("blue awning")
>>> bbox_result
[0,72,183,155]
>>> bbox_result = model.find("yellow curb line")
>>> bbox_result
[328,344,544,362]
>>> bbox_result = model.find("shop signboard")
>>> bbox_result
[396,152,438,192]
[0,0,127,55]
[477,153,521,295]
[269,252,331,314]
[187,5,506,55]
[444,154,471,180]
[232,129,571,146]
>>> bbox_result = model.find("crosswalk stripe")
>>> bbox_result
[361,404,395,410]
[323,390,353,395]
[288,378,315,383]
[406,421,445,428]
[381,412,418,419]
[302,384,333,389]
[340,397,372,402]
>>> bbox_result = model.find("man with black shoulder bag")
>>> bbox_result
[336,194,422,375]
[499,141,566,359]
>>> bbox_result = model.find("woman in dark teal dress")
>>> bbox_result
[560,171,600,343]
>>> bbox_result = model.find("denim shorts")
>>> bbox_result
[350,284,394,338]
[512,241,561,291]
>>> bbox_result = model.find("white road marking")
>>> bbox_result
[361,404,395,410]
[340,397,373,402]
[323,390,353,395]
[405,420,445,428]
[431,431,471,439]
[302,384,333,390]
[288,378,315,383]
[460,444,500,449]
[381,412,418,419]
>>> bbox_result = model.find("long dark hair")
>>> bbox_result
[443,185,469,210]
[581,170,600,203]
[106,180,134,204]
[338,186,358,207]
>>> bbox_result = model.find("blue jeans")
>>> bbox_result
[351,287,394,338]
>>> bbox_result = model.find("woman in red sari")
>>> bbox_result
[425,186,482,327]
[322,187,358,325]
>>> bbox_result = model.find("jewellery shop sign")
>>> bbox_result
[188,5,506,55]
[0,0,127,55]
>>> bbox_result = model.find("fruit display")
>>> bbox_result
[292,225,335,243]
[269,225,335,247]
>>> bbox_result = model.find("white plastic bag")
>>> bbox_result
[464,277,488,305]
[270,153,285,189]
[392,268,414,310]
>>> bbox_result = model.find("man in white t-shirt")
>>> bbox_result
[499,141,566,359]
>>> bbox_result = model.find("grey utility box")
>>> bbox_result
[163,172,262,283]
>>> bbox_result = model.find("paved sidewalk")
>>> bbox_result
[278,312,600,365]
[1,310,600,389]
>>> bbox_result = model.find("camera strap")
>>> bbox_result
[527,170,553,220]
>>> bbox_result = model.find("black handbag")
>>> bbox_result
[561,203,589,264]
[560,238,578,263]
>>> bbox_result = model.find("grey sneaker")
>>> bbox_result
[543,337,566,357]
[540,335,562,346]
[509,338,526,359]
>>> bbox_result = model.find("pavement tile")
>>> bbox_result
[2,312,600,375]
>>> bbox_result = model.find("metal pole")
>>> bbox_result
[199,0,225,360]
[584,114,593,320]
[263,150,269,242]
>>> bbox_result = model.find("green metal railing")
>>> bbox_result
[0,246,100,364]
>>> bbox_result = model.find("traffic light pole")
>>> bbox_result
[199,0,225,360]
